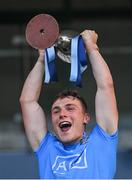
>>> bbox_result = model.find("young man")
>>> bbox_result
[20,30,118,179]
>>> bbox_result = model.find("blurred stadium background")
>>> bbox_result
[0,0,132,178]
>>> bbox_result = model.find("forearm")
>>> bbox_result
[88,49,114,89]
[81,30,113,89]
[20,54,44,102]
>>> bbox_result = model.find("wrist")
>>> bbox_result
[38,50,45,63]
[86,43,99,54]
[38,55,44,64]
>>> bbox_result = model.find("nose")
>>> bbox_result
[59,108,68,119]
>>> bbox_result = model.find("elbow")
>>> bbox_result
[100,76,114,90]
[19,96,26,105]
[19,95,30,105]
[104,81,114,90]
[99,81,114,91]
[19,94,37,105]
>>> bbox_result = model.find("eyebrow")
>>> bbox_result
[65,103,77,108]
[52,103,78,111]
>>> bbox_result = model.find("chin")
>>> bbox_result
[61,139,72,145]
[55,129,82,144]
[60,136,81,145]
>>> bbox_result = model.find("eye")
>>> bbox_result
[53,110,59,114]
[52,108,60,114]
[66,106,75,111]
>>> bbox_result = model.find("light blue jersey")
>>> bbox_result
[35,124,118,179]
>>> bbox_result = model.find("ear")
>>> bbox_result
[83,113,91,124]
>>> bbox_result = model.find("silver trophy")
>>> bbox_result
[55,30,78,63]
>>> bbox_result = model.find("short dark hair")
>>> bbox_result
[52,89,88,112]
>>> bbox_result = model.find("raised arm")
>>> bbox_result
[20,50,47,150]
[81,30,118,134]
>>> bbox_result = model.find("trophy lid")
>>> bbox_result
[25,14,59,49]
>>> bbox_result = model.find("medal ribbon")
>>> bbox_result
[44,46,57,83]
[70,35,87,86]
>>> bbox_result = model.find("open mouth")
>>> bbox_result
[59,121,72,132]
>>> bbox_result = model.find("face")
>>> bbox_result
[51,96,90,145]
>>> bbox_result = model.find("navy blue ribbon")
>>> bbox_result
[44,35,87,86]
